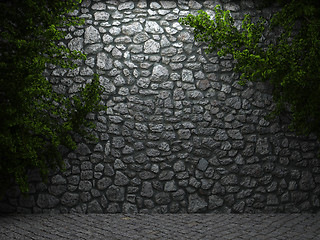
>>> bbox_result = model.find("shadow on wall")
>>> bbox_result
[0,0,319,214]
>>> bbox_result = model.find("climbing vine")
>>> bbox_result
[0,0,106,197]
[180,0,320,139]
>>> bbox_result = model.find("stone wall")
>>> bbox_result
[1,0,319,214]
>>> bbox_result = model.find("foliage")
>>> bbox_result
[0,0,106,197]
[180,0,320,139]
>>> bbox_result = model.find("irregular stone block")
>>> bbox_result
[79,181,92,191]
[144,39,160,53]
[161,47,177,56]
[112,136,125,148]
[51,175,67,185]
[164,181,178,192]
[128,44,143,53]
[145,21,164,34]
[94,12,110,21]
[122,22,143,36]
[68,175,80,185]
[159,170,174,181]
[107,203,120,213]
[203,64,219,72]
[197,158,209,172]
[155,192,170,205]
[68,37,83,51]
[104,164,115,177]
[228,130,243,140]
[232,201,245,213]
[106,185,125,202]
[123,203,138,214]
[97,177,112,190]
[178,31,193,42]
[75,143,91,156]
[182,69,194,83]
[111,10,123,19]
[85,43,104,55]
[160,1,177,9]
[225,2,241,11]
[137,78,150,88]
[139,171,156,180]
[146,148,160,157]
[225,97,241,110]
[80,192,91,203]
[196,79,211,90]
[188,194,207,213]
[266,194,279,206]
[109,26,121,35]
[188,0,203,9]
[178,129,191,139]
[187,90,204,99]
[173,161,186,172]
[214,129,228,141]
[81,170,93,180]
[150,2,161,9]
[141,182,154,198]
[49,185,67,196]
[122,145,134,154]
[133,32,150,44]
[37,194,59,208]
[256,138,271,155]
[112,47,122,58]
[97,52,113,70]
[114,171,129,186]
[119,2,135,10]
[84,26,101,44]
[88,200,102,213]
[91,2,106,10]
[241,164,264,178]
[61,192,79,207]
[221,174,238,185]
[208,195,224,209]
[299,171,315,191]
[189,177,201,189]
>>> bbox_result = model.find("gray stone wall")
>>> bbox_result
[1,0,319,214]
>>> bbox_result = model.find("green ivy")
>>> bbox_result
[180,0,320,140]
[0,0,106,198]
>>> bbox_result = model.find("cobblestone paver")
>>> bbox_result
[1,214,319,239]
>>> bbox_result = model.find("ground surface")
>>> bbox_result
[0,214,319,239]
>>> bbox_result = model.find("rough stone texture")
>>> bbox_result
[68,37,83,51]
[97,52,113,70]
[106,185,125,202]
[97,177,112,190]
[145,21,164,34]
[37,194,59,208]
[1,214,320,239]
[114,171,129,186]
[61,193,79,207]
[88,200,103,213]
[141,182,153,198]
[144,39,160,53]
[84,26,101,44]
[151,64,169,82]
[94,12,110,21]
[1,0,320,214]
[188,194,208,213]
[182,69,194,83]
[122,22,143,36]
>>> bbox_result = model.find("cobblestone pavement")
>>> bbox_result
[1,214,320,240]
